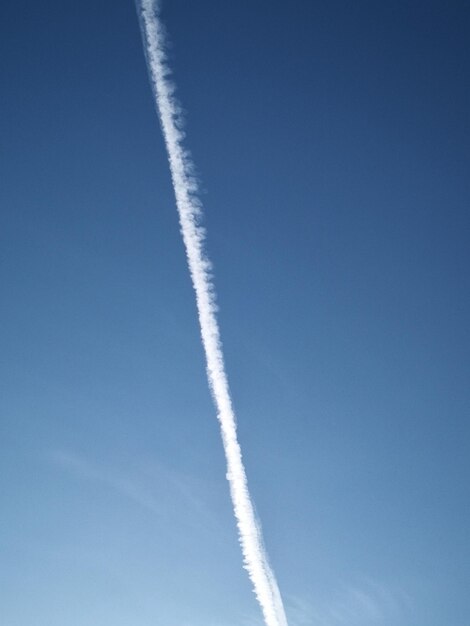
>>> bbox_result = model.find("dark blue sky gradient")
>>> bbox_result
[1,2,469,625]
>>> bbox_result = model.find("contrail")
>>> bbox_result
[136,2,288,626]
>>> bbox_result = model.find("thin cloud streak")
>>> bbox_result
[48,450,224,534]
[136,2,288,626]
[49,450,162,515]
[286,579,413,626]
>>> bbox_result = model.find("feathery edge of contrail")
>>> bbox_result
[135,2,288,626]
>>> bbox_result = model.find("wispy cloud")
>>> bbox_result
[286,579,412,626]
[136,2,288,626]
[48,449,222,528]
[49,449,163,514]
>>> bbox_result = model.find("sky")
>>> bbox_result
[1,1,469,625]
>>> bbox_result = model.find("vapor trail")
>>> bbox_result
[136,2,288,626]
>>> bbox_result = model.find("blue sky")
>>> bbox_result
[1,1,469,625]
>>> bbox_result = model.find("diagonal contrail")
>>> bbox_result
[136,2,288,625]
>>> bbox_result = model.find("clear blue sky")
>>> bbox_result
[1,1,469,625]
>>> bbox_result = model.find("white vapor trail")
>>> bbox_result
[136,2,288,626]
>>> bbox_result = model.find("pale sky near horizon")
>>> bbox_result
[1,1,469,625]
